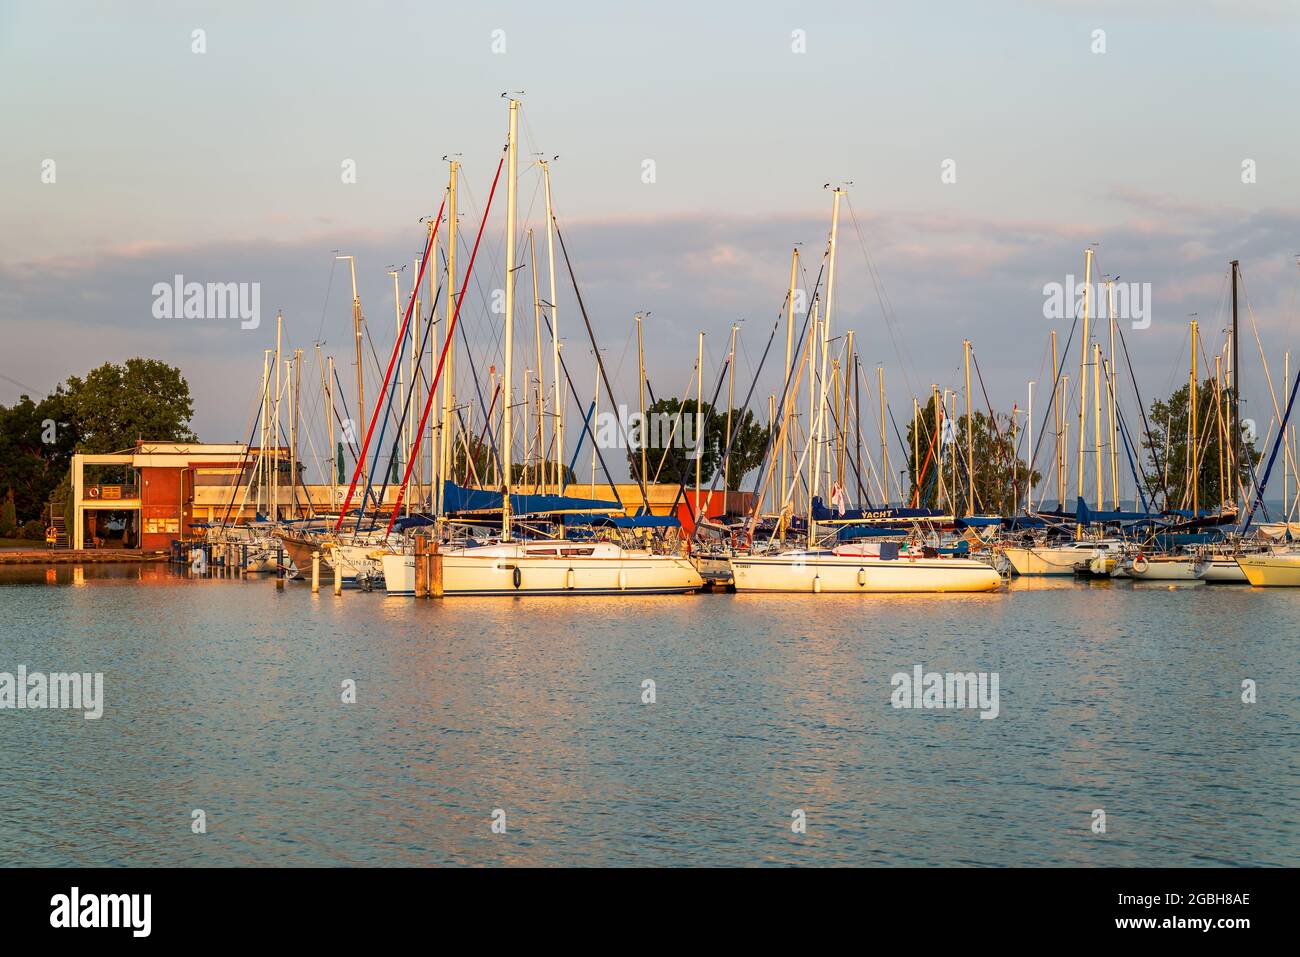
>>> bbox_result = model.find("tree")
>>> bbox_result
[905,395,1040,514]
[0,390,77,523]
[63,358,196,454]
[1143,378,1258,512]
[625,397,770,490]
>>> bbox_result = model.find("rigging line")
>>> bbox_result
[335,198,445,529]
[1027,302,1082,493]
[219,368,274,527]
[1113,314,1164,509]
[553,218,653,506]
[384,151,506,537]
[696,305,783,526]
[358,276,447,529]
[314,255,338,346]
[845,196,921,400]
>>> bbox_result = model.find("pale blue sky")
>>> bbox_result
[3,1,1298,491]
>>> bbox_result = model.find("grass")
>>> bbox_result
[0,538,50,550]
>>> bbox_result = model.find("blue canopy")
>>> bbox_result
[441,480,621,516]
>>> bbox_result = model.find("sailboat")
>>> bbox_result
[379,98,701,597]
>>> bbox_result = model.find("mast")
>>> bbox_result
[637,313,648,510]
[292,349,301,515]
[1107,279,1119,507]
[541,161,562,492]
[1093,342,1102,510]
[877,365,887,504]
[1219,354,1227,512]
[336,255,365,494]
[273,310,283,518]
[501,97,518,540]
[781,247,797,525]
[695,330,704,522]
[1190,318,1199,516]
[1231,259,1240,510]
[326,354,336,510]
[530,230,544,492]
[1076,248,1093,528]
[439,161,459,516]
[1051,330,1062,509]
[811,188,844,509]
[723,321,738,505]
[964,338,973,516]
[911,396,919,505]
[1026,380,1034,512]
[389,268,403,486]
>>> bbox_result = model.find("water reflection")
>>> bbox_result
[0,564,1294,866]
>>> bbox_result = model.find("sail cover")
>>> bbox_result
[441,480,621,516]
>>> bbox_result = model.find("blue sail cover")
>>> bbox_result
[441,480,621,516]
[1073,497,1150,525]
[810,496,945,523]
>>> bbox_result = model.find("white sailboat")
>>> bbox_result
[382,98,702,598]
[730,545,1001,593]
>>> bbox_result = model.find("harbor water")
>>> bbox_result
[1,564,1296,867]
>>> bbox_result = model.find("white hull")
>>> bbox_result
[729,552,1001,593]
[1127,558,1202,581]
[1199,558,1249,583]
[1002,542,1122,576]
[382,541,702,596]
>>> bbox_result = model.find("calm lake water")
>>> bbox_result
[1,563,1296,867]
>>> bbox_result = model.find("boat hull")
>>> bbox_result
[729,554,1001,593]
[1127,559,1202,581]
[1199,559,1249,583]
[1237,554,1300,586]
[382,549,702,596]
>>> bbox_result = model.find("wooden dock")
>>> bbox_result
[0,549,169,565]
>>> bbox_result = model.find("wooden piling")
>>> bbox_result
[311,550,320,593]
[414,534,428,598]
[431,539,444,598]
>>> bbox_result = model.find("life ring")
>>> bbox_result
[87,487,100,499]
[1132,555,1149,574]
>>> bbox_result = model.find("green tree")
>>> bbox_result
[905,395,1039,514]
[0,390,77,522]
[627,397,770,490]
[63,358,196,454]
[1144,379,1258,512]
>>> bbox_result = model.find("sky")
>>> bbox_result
[2,0,1299,494]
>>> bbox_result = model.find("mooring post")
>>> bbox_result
[276,545,285,590]
[311,550,320,593]
[414,534,427,598]
[431,539,444,598]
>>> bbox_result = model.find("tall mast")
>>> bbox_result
[637,313,648,509]
[326,353,336,510]
[1076,248,1093,526]
[1190,318,1199,515]
[811,188,844,508]
[1093,341,1102,510]
[292,349,301,515]
[438,162,459,515]
[1026,380,1034,512]
[541,161,561,492]
[964,338,973,516]
[335,255,365,494]
[695,331,704,521]
[1051,330,1062,509]
[389,268,403,486]
[781,247,797,525]
[273,310,283,518]
[878,365,888,503]
[1107,278,1119,507]
[530,230,544,492]
[501,97,518,539]
[911,395,919,505]
[723,321,738,503]
[1230,259,1240,510]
